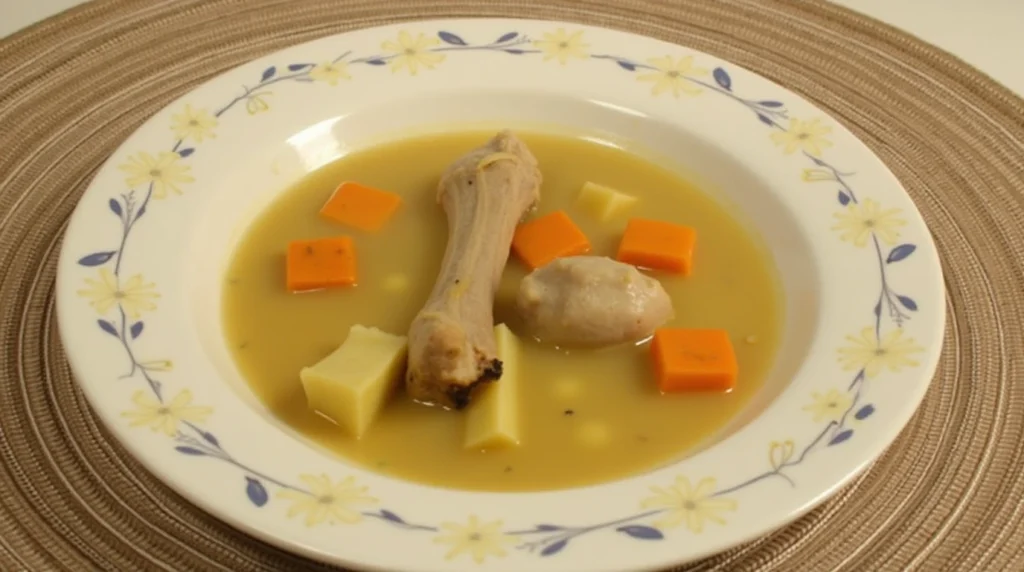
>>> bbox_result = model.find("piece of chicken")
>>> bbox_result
[406,131,542,409]
[516,256,674,347]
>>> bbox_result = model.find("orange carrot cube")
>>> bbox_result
[651,328,737,392]
[617,218,696,274]
[320,182,402,232]
[512,211,591,270]
[286,236,357,292]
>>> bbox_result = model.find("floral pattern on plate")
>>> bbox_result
[70,26,926,565]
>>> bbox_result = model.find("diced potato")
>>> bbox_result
[551,378,582,400]
[465,324,521,449]
[383,273,409,293]
[575,182,637,221]
[299,325,407,439]
[577,420,611,447]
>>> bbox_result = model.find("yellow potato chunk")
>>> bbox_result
[299,325,407,439]
[465,324,521,449]
[551,377,582,400]
[575,182,638,221]
[383,273,409,293]
[577,420,611,447]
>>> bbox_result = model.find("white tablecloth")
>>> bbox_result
[2,0,1021,96]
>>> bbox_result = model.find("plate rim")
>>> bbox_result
[54,17,946,572]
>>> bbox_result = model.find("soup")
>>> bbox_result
[222,130,782,492]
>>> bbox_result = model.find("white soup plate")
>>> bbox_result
[55,18,945,572]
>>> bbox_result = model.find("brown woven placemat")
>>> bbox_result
[2,0,1023,570]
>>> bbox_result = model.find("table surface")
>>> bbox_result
[2,0,1022,97]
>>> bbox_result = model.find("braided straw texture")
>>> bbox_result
[1,0,1022,570]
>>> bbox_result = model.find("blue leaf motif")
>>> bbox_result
[759,100,784,108]
[379,509,406,524]
[855,404,875,420]
[365,59,387,66]
[496,32,518,43]
[288,63,313,71]
[178,148,195,158]
[838,190,851,205]
[540,539,568,556]
[756,113,773,126]
[130,321,144,339]
[504,49,525,55]
[886,244,917,264]
[897,295,918,311]
[713,67,732,90]
[109,198,122,217]
[245,477,269,507]
[534,524,564,531]
[829,429,854,446]
[616,60,637,71]
[616,525,664,540]
[873,300,882,318]
[438,31,467,46]
[175,446,207,456]
[136,203,147,219]
[97,320,118,337]
[200,431,219,447]
[78,251,116,267]
[261,66,276,81]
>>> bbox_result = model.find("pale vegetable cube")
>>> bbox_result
[383,273,409,293]
[465,324,521,449]
[299,325,407,439]
[551,378,582,400]
[577,420,611,447]
[575,182,637,221]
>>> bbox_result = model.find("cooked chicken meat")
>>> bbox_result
[516,256,674,347]
[406,131,542,409]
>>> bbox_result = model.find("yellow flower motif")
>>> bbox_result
[118,151,194,198]
[121,389,212,436]
[636,55,709,97]
[77,268,159,319]
[308,61,351,85]
[278,474,377,527]
[433,515,518,564]
[832,198,907,247]
[381,31,445,75]
[801,168,835,183]
[245,93,271,115]
[838,327,924,378]
[768,439,795,470]
[170,104,217,143]
[802,389,853,423]
[532,28,589,65]
[641,476,736,533]
[139,359,174,372]
[770,118,833,156]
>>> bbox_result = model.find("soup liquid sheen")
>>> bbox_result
[223,131,782,492]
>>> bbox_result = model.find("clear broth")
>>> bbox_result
[222,131,782,491]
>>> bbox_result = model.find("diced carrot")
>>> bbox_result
[512,211,591,269]
[617,218,696,275]
[320,182,402,232]
[651,328,737,392]
[286,236,357,292]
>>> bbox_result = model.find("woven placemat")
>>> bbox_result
[2,0,1023,570]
